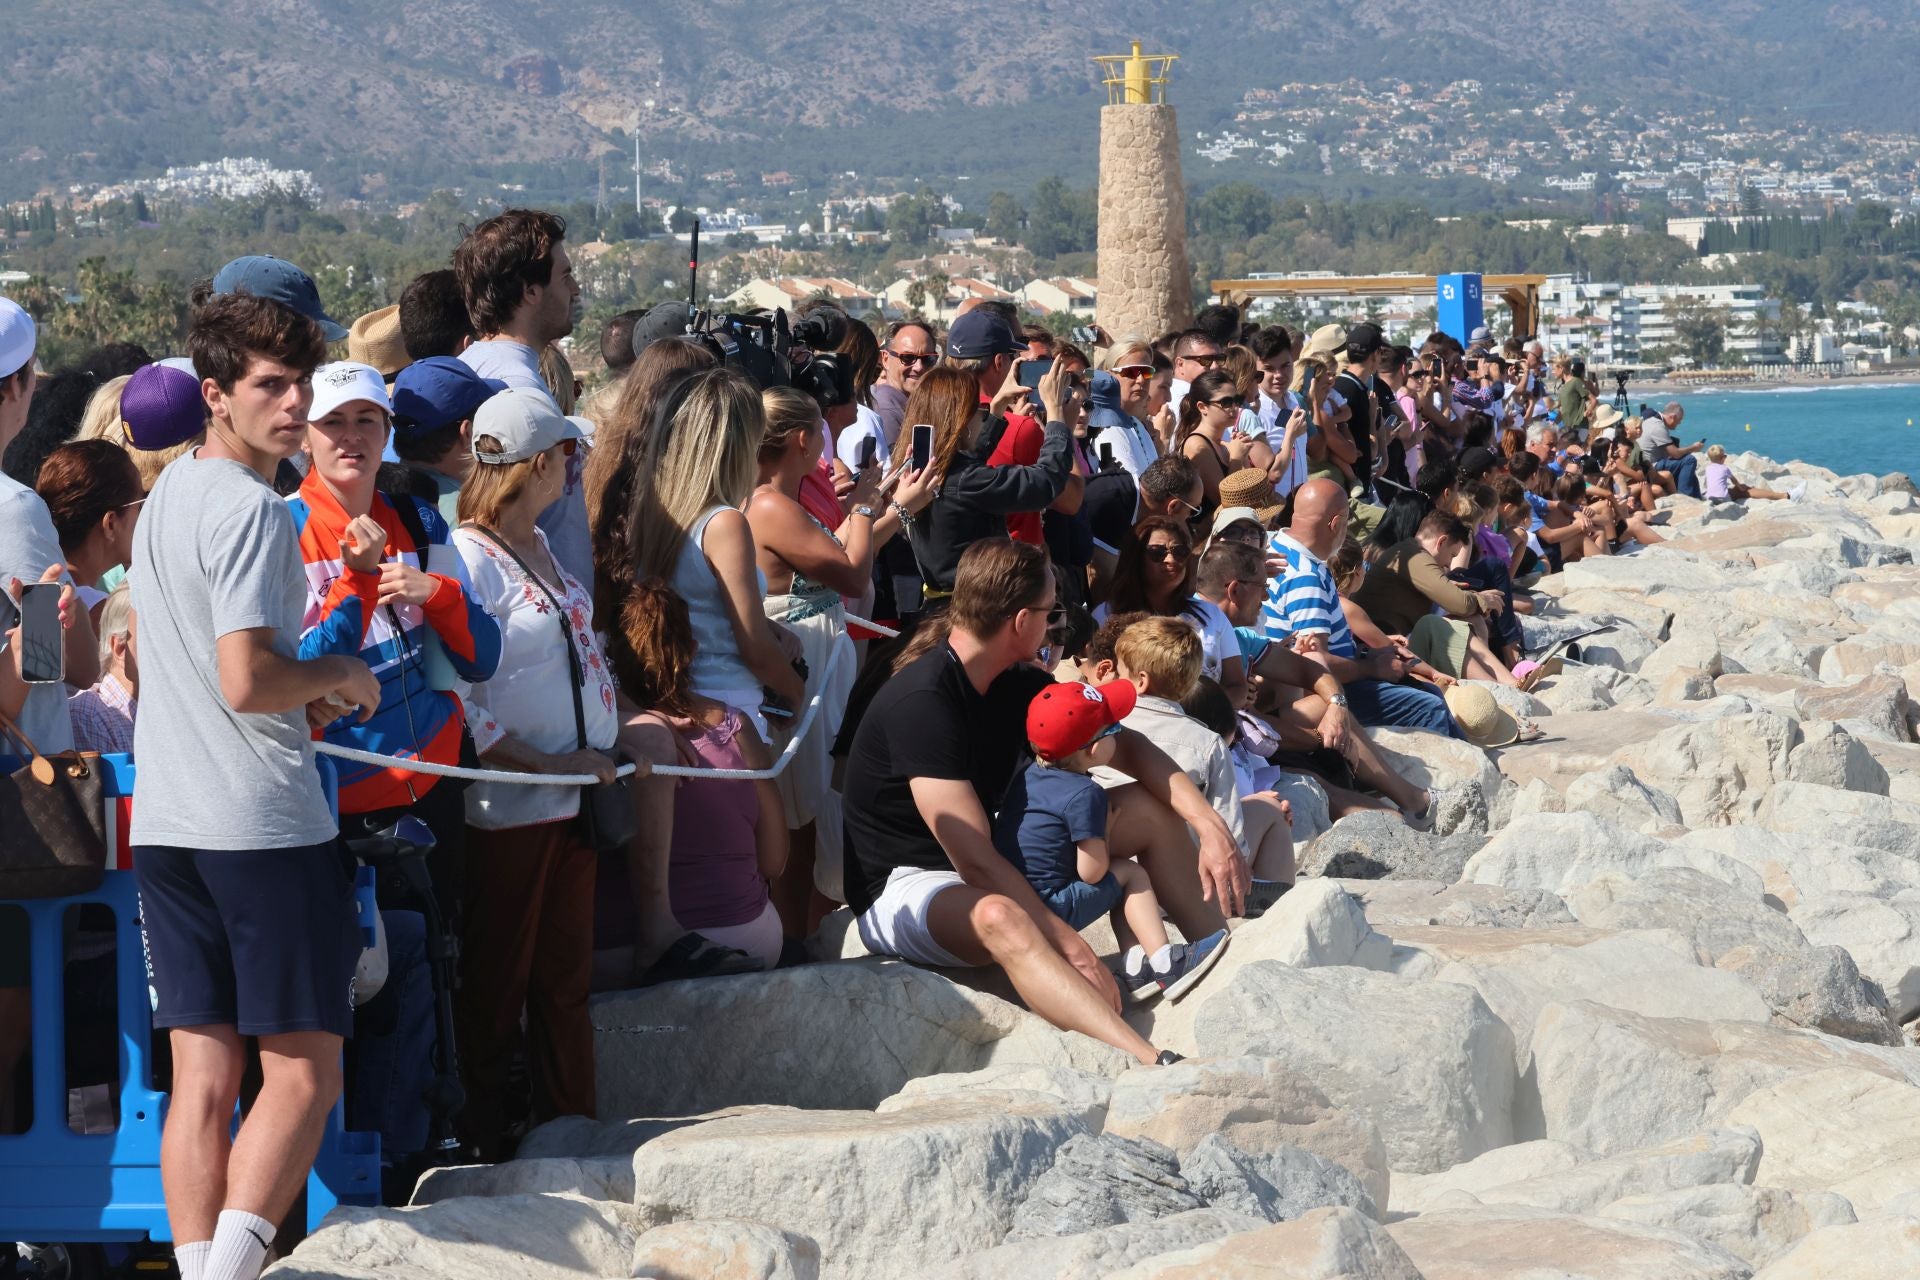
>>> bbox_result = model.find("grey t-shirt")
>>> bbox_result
[129,452,334,850]
[0,470,76,754]
[1640,415,1675,456]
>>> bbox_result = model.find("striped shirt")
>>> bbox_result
[289,475,502,814]
[1262,530,1355,658]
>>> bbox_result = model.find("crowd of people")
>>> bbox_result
[0,209,1781,1276]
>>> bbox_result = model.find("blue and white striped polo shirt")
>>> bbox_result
[1261,530,1356,658]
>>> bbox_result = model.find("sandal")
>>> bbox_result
[1518,655,1563,692]
[1514,718,1548,744]
[636,932,762,986]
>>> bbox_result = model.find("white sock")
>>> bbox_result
[1147,943,1175,975]
[205,1209,276,1280]
[175,1241,212,1280]
[1122,945,1146,977]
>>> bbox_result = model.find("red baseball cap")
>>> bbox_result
[1027,679,1137,760]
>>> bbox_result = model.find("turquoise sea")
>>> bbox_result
[1621,381,1920,480]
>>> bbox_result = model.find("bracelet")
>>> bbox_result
[851,504,876,520]
[890,501,916,527]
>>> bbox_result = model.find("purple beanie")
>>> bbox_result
[120,362,207,451]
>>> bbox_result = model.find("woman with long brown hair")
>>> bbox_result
[1094,513,1246,706]
[1175,367,1246,521]
[892,360,1070,600]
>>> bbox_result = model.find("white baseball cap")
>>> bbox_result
[309,361,391,422]
[0,298,36,381]
[471,385,589,465]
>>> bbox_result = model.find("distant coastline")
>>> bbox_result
[1621,368,1920,399]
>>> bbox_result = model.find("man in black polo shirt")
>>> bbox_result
[843,539,1247,1066]
[1332,321,1386,502]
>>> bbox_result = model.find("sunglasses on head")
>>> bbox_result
[1145,542,1193,562]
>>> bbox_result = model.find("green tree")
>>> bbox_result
[886,195,936,248]
[1194,183,1278,242]
[1668,298,1731,366]
[984,190,1023,243]
[1025,178,1096,259]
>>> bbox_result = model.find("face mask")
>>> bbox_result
[569,293,587,329]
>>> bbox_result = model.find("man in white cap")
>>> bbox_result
[0,297,99,747]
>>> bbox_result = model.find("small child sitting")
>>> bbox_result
[993,677,1229,1003]
[1704,444,1801,504]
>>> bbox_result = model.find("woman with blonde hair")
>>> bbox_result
[622,366,804,736]
[77,369,206,491]
[747,386,935,909]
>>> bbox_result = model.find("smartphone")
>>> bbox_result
[910,423,934,472]
[1015,359,1050,392]
[1070,326,1098,344]
[1098,441,1115,468]
[857,436,878,470]
[18,581,63,685]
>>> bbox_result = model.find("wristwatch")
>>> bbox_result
[1329,694,1349,707]
[851,504,876,519]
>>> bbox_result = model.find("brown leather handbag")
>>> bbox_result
[0,706,109,899]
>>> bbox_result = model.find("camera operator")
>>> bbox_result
[1552,354,1590,441]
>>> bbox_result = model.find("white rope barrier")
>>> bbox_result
[313,693,824,784]
[843,611,901,639]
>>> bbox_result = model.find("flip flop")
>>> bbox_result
[1519,655,1564,692]
[636,932,762,986]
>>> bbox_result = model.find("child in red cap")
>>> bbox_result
[991,678,1230,1003]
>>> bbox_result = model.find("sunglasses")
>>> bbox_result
[556,438,578,456]
[1091,721,1125,744]
[1145,543,1193,562]
[1114,364,1154,378]
[1182,353,1220,368]
[887,350,938,367]
[1205,397,1244,411]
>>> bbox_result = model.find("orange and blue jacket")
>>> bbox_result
[291,474,501,813]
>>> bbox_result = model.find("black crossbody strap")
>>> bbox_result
[459,522,589,751]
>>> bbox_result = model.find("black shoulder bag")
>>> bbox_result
[458,523,635,851]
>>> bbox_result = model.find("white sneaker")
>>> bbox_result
[1788,482,1807,504]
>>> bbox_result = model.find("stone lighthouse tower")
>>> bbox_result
[1092,41,1192,341]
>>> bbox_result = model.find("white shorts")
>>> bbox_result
[855,866,972,968]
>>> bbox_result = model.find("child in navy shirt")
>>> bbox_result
[992,677,1228,1003]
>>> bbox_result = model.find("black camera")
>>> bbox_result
[630,300,855,410]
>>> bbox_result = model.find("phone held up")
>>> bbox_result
[17,581,64,685]
[910,423,934,473]
[856,436,878,470]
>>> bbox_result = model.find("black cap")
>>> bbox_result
[1456,446,1499,481]
[630,301,695,360]
[946,308,1024,359]
[1344,321,1385,359]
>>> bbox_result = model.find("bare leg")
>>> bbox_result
[1340,726,1430,815]
[161,1025,246,1244]
[222,1030,343,1227]
[1240,793,1297,884]
[924,885,1159,1065]
[1464,629,1519,685]
[1105,783,1227,942]
[1109,860,1169,956]
[617,712,686,973]
[767,822,816,939]
[1321,780,1398,819]
[1624,515,1665,544]
[1632,481,1659,512]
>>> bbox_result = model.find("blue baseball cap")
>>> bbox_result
[390,357,507,434]
[945,308,1024,360]
[211,255,348,341]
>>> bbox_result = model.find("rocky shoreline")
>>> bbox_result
[267,450,1920,1280]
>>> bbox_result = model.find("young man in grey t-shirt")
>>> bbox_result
[130,292,380,1280]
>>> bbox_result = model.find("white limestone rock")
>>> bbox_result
[1526,1000,1920,1155]
[1566,867,1807,963]
[877,1062,1115,1129]
[1434,932,1770,1076]
[1178,1134,1379,1222]
[1601,1185,1856,1271]
[1387,1203,1754,1280]
[1714,943,1903,1046]
[594,959,1129,1118]
[1755,1217,1920,1279]
[921,1209,1265,1280]
[1107,1207,1425,1280]
[1192,962,1515,1173]
[630,1219,822,1280]
[1437,1126,1763,1218]
[1462,811,1763,898]
[1786,890,1920,1020]
[1614,711,1800,826]
[264,1193,653,1280]
[1561,764,1686,832]
[628,1098,1088,1279]
[1389,1139,1591,1215]
[1785,720,1891,795]
[1726,1067,1920,1216]
[1756,781,1920,858]
[1101,1056,1392,1213]
[1339,878,1575,931]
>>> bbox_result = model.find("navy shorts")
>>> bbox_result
[1042,872,1125,931]
[134,840,360,1039]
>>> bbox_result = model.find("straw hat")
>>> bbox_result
[1444,683,1519,749]
[1217,468,1286,524]
[1589,402,1625,436]
[347,304,410,380]
[1299,323,1348,364]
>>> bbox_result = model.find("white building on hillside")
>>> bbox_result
[723,277,885,315]
[880,276,1016,324]
[1019,277,1098,319]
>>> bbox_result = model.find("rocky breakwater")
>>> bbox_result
[269,454,1920,1280]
